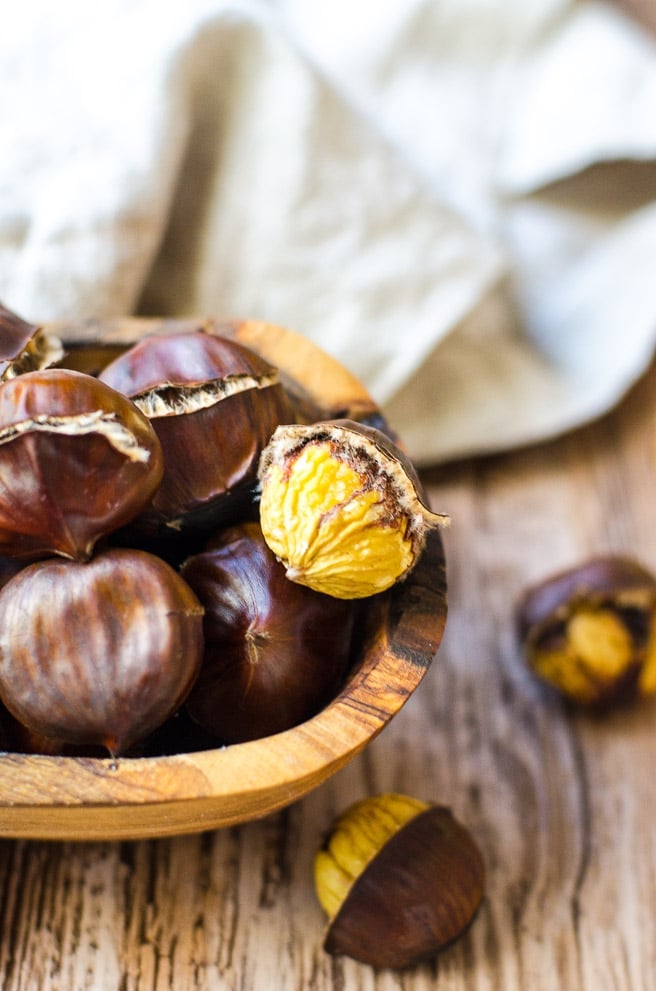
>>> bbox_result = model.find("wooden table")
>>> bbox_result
[1,354,655,991]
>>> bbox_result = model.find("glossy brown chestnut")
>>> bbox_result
[0,548,204,755]
[0,301,63,379]
[98,331,294,533]
[180,521,357,742]
[314,794,486,970]
[516,554,656,706]
[0,368,164,561]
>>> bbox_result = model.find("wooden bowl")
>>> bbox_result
[0,317,447,841]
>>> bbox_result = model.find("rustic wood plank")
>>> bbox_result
[1,353,655,988]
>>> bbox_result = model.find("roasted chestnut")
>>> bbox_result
[180,521,357,742]
[98,331,294,533]
[0,548,204,755]
[258,420,449,599]
[314,794,486,969]
[0,368,164,561]
[516,555,656,707]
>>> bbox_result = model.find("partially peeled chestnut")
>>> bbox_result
[0,368,164,561]
[180,521,357,742]
[98,331,294,534]
[516,554,656,707]
[314,794,486,969]
[0,548,204,755]
[258,419,449,599]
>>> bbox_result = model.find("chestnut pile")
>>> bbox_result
[0,306,443,759]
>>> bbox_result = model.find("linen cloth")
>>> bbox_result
[1,0,655,464]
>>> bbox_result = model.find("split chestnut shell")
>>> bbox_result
[0,368,164,561]
[98,331,294,531]
[0,548,204,755]
[314,794,485,969]
[516,554,656,706]
[258,420,449,599]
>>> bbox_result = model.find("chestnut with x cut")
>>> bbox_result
[0,368,164,561]
[99,331,294,534]
[0,548,204,756]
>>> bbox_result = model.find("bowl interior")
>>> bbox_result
[0,318,447,840]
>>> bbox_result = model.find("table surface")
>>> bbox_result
[1,349,655,991]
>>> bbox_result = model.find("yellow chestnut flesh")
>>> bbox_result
[180,521,356,742]
[314,793,485,969]
[258,420,448,599]
[517,555,656,706]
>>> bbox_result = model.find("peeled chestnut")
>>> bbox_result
[258,419,449,599]
[0,548,204,755]
[314,793,486,969]
[0,368,164,561]
[0,301,63,379]
[516,555,656,707]
[98,331,293,533]
[180,521,356,742]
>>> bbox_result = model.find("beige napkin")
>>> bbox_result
[2,0,655,464]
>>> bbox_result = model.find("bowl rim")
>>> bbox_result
[0,318,447,840]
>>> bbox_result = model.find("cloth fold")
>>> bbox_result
[1,0,655,464]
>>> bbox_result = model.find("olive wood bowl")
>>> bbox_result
[0,317,447,841]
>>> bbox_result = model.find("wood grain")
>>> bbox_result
[1,339,656,987]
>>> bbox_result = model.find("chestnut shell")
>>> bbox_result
[324,806,485,969]
[0,368,164,561]
[98,332,294,531]
[180,522,357,742]
[0,548,204,755]
[515,555,656,707]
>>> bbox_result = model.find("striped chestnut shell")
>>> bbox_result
[180,521,356,743]
[516,554,656,706]
[0,548,204,755]
[98,331,294,534]
[0,368,164,561]
[315,795,486,969]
